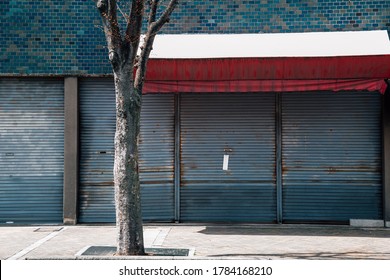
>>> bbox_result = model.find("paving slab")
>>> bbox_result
[1,226,169,260]
[161,225,390,260]
[1,224,390,260]
[0,226,54,260]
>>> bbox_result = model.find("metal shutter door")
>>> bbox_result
[78,78,175,222]
[139,94,175,221]
[180,93,277,222]
[282,92,383,222]
[0,78,64,224]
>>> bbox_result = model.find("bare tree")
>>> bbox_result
[95,0,178,255]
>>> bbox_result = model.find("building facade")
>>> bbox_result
[1,0,390,225]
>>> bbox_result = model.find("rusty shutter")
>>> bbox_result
[180,93,277,222]
[78,78,175,223]
[282,92,383,223]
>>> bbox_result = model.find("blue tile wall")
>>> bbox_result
[1,0,389,75]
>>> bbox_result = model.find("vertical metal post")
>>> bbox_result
[383,88,390,227]
[63,77,79,225]
[174,93,181,222]
[276,92,283,223]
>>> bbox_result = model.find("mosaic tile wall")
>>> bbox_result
[1,0,389,75]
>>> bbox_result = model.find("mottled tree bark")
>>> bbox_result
[113,72,144,255]
[95,0,178,255]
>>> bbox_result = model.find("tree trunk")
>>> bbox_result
[95,0,178,256]
[113,71,145,255]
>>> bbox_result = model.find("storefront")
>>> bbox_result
[76,31,390,224]
[1,31,389,225]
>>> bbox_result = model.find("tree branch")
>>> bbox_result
[135,0,179,91]
[149,0,178,34]
[116,2,128,22]
[134,33,155,91]
[96,0,122,71]
[148,0,159,25]
[125,0,144,57]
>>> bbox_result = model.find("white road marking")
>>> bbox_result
[7,227,67,260]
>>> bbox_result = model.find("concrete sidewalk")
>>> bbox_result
[1,224,390,260]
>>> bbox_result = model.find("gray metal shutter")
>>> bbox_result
[139,94,175,221]
[78,78,175,223]
[282,92,383,222]
[0,78,64,224]
[78,79,116,223]
[180,93,276,222]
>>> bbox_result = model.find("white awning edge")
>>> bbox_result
[147,30,390,59]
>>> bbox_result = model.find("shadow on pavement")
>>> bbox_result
[208,251,390,260]
[198,225,390,238]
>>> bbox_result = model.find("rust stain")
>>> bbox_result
[83,181,114,186]
[327,166,380,173]
[140,167,173,172]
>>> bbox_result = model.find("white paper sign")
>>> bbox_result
[223,155,229,171]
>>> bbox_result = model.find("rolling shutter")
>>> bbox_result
[78,78,174,223]
[139,94,175,221]
[282,92,383,222]
[0,79,64,224]
[78,79,116,223]
[180,93,277,222]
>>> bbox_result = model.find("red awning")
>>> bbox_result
[144,56,389,94]
[146,56,390,81]
[141,32,390,94]
[144,79,388,94]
